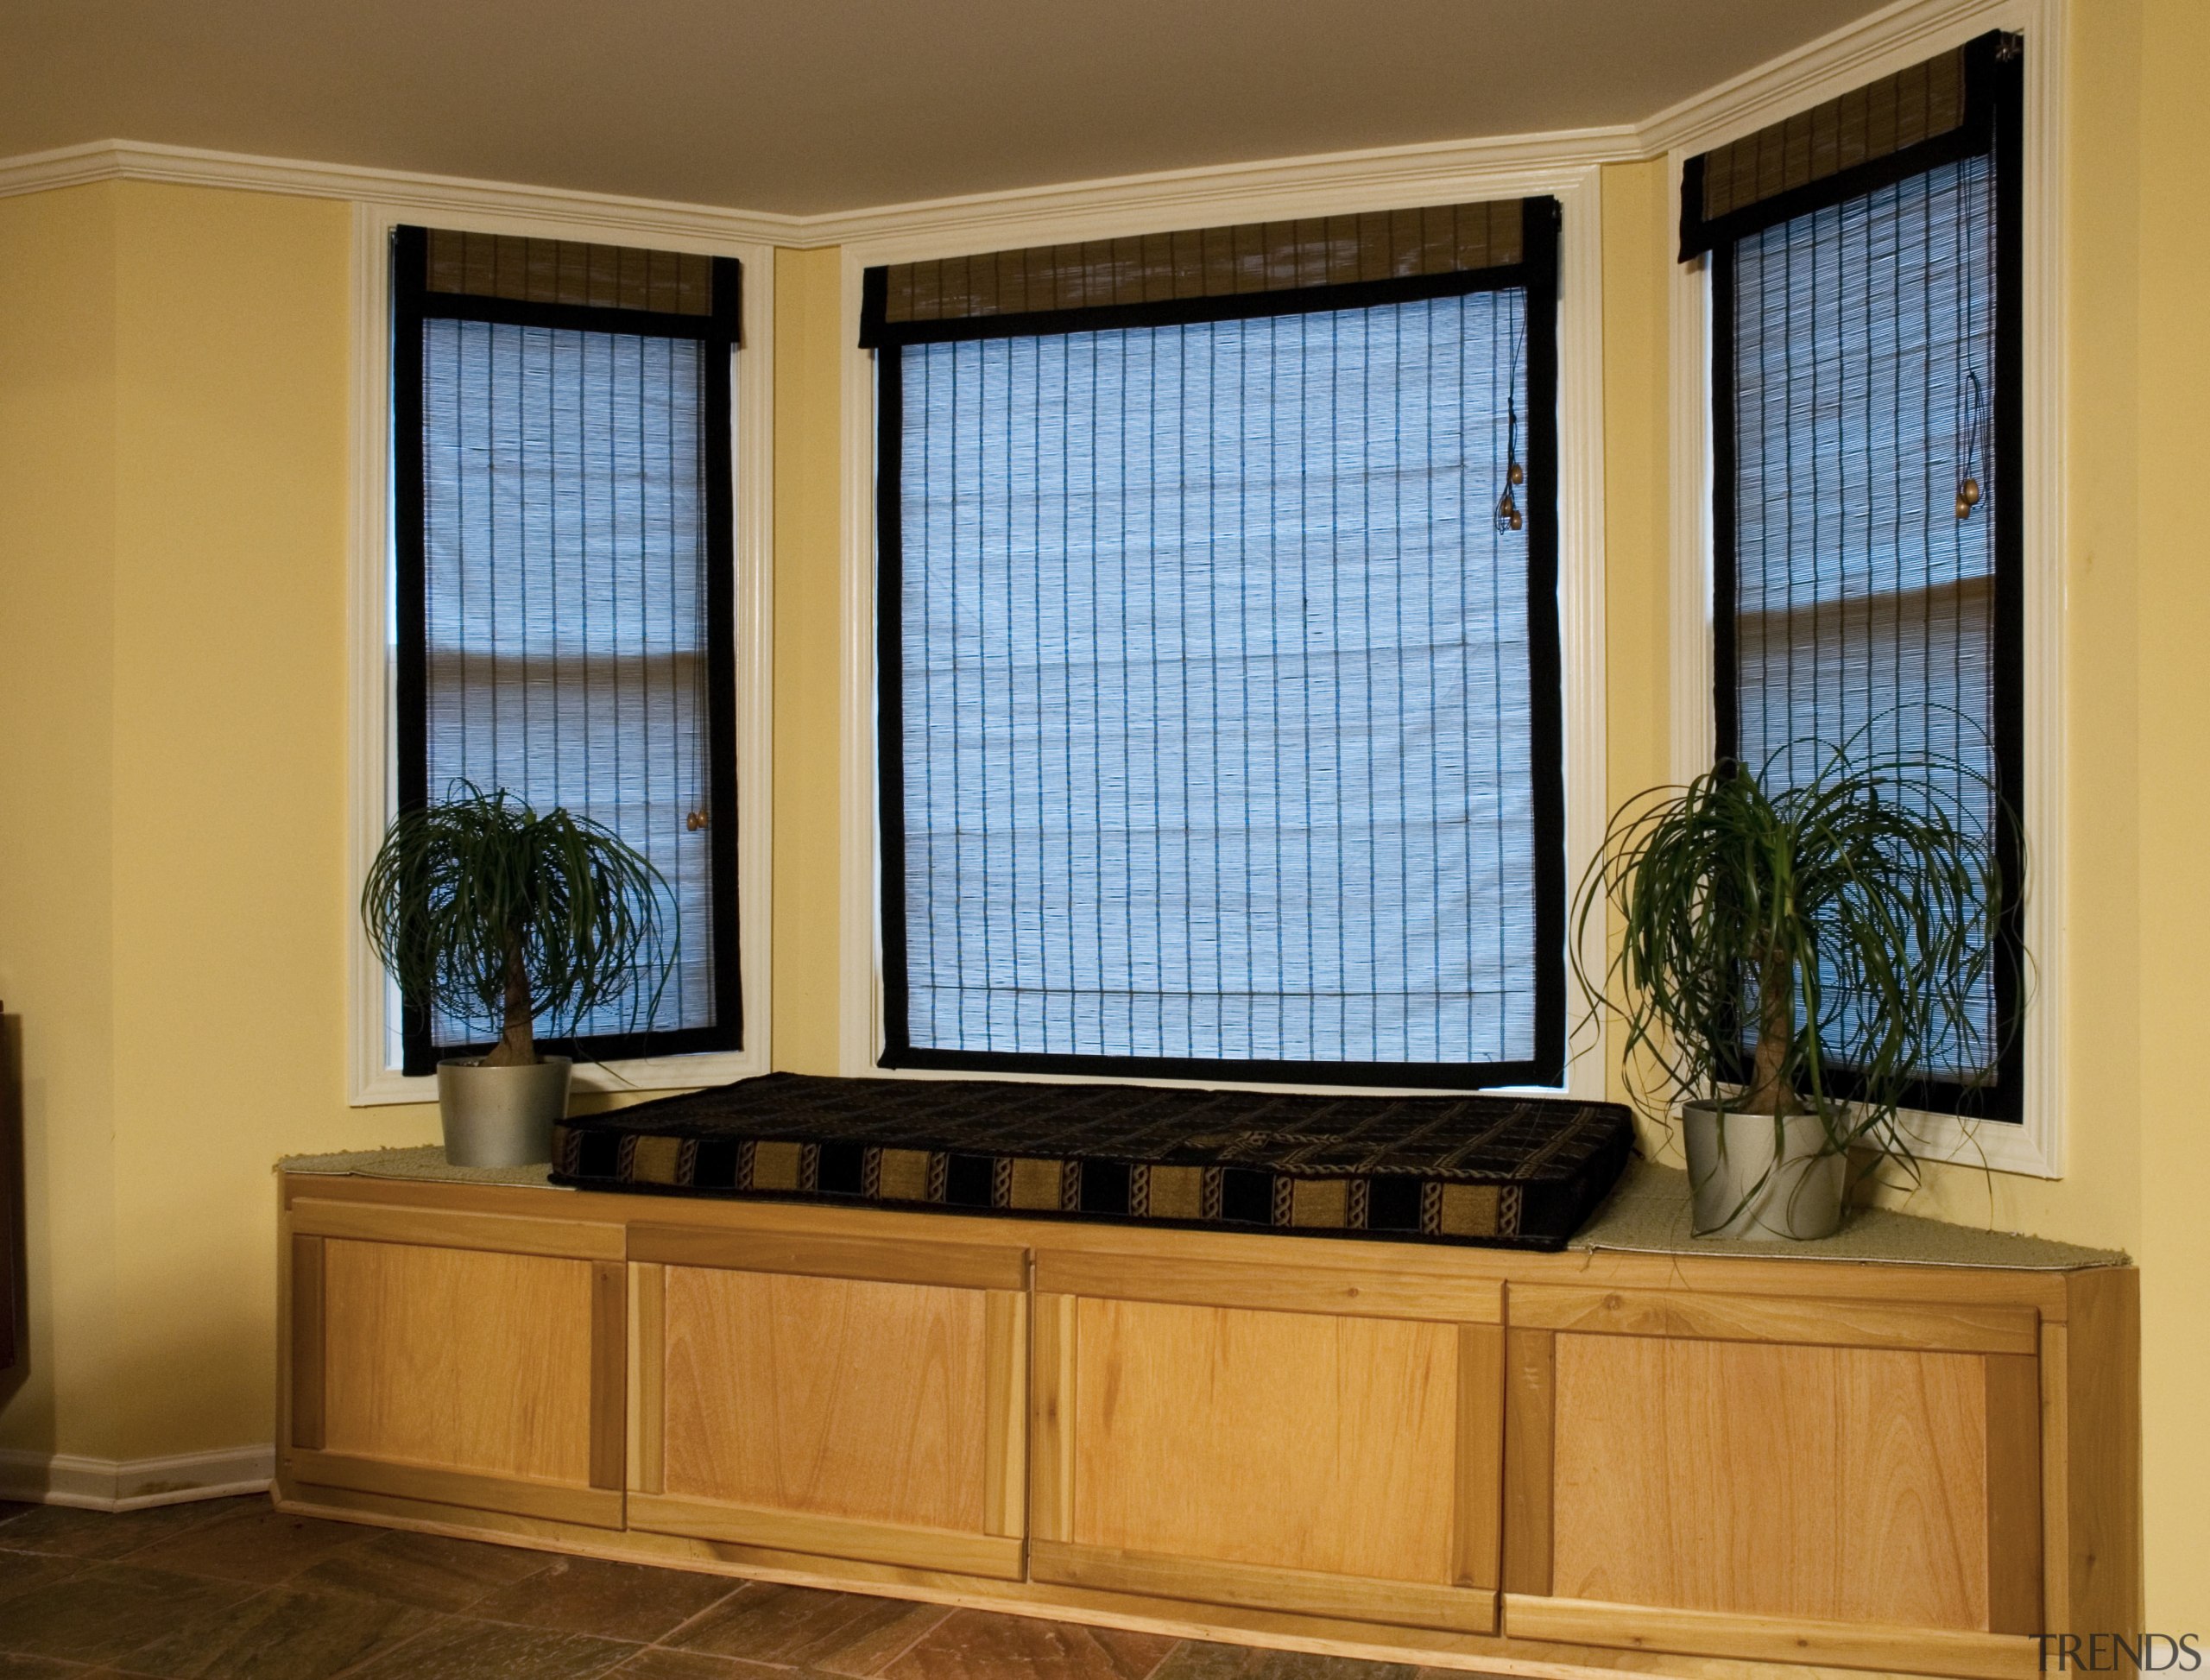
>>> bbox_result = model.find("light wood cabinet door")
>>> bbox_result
[623,1225,1029,1581]
[283,1198,627,1528]
[1501,1281,2047,1680]
[1028,1247,1503,1634]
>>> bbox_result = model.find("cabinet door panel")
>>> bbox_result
[662,1266,993,1532]
[1070,1296,1460,1582]
[321,1237,597,1484]
[1547,1332,2005,1632]
[1031,1263,1500,1634]
[627,1241,1028,1581]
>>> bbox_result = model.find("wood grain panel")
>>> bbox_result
[628,1262,666,1495]
[589,1260,626,1492]
[1030,1291,1077,1545]
[1032,1539,1495,1633]
[982,1290,1027,1538]
[2039,1322,2071,1633]
[1505,1594,2039,1680]
[1550,1334,1990,1631]
[1036,1249,1500,1323]
[628,1491,1024,1580]
[280,1172,2077,1318]
[1502,1327,1555,1596]
[1983,1352,2043,1636]
[321,1238,596,1486]
[1509,1284,2038,1355]
[631,1224,1025,1290]
[291,1197,623,1260]
[289,1233,326,1451]
[660,1266,992,1534]
[1067,1296,1460,1584]
[287,1447,623,1529]
[1455,1323,1504,1589]
[2061,1268,2142,1638]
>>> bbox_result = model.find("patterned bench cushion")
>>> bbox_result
[550,1073,1635,1252]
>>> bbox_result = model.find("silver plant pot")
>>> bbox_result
[435,1057,572,1168]
[1681,1103,1847,1240]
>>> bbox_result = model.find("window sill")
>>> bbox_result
[350,1047,768,1108]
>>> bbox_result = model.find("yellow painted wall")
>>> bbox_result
[771,246,847,1077]
[2129,0,2210,1626]
[0,183,123,1461]
[0,181,447,1465]
[0,0,2202,1620]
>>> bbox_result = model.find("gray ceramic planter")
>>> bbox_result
[435,1056,572,1168]
[1681,1103,1847,1240]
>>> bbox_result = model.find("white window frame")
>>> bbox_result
[346,200,775,1105]
[837,166,1611,1102]
[1664,0,2067,1176]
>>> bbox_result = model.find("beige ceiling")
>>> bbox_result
[3,1,1879,217]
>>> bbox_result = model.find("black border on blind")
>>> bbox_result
[872,197,1569,1092]
[860,262,1536,349]
[1679,32,2011,262]
[1706,45,2027,1122]
[391,226,746,1077]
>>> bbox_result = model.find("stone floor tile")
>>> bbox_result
[613,1652,799,1680]
[292,1528,551,1613]
[0,1551,82,1608]
[105,1582,436,1680]
[470,1554,742,1644]
[0,1654,97,1677]
[881,1611,1179,1680]
[1150,1647,1418,1680]
[0,1501,258,1563]
[666,1583,952,1673]
[334,1614,636,1680]
[0,1564,258,1665]
[117,1506,374,1586]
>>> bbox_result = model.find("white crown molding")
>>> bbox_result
[0,1444,274,1511]
[0,138,809,245]
[1637,0,2022,156]
[0,0,2027,256]
[799,128,1641,257]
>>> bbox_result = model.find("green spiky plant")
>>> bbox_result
[363,782,675,1067]
[1571,742,2013,1198]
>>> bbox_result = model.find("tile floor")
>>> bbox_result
[0,1496,1454,1680]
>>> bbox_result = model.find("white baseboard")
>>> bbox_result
[0,1444,274,1512]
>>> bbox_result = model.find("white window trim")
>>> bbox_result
[836,166,1611,1102]
[1664,0,2068,1177]
[346,200,776,1106]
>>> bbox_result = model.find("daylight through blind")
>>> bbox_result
[394,227,742,1072]
[1710,45,2023,1114]
[875,201,1564,1087]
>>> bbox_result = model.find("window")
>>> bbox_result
[390,226,743,1074]
[864,199,1565,1089]
[1685,35,2024,1119]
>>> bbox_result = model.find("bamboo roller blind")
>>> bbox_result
[876,199,1526,327]
[425,229,717,316]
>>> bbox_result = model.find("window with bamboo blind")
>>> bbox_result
[389,226,744,1074]
[864,199,1567,1089]
[1685,33,2025,1118]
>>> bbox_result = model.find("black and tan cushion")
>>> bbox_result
[550,1073,1633,1252]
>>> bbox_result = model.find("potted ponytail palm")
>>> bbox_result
[363,783,674,1167]
[1573,745,2010,1239]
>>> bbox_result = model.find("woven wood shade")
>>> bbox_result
[1700,49,1964,224]
[425,229,717,316]
[877,199,1525,328]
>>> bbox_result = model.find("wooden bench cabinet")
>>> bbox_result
[275,1168,2140,1680]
